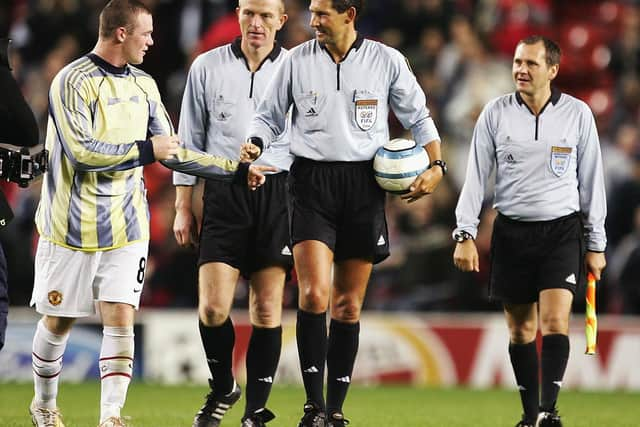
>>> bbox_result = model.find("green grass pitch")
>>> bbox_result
[1,382,638,426]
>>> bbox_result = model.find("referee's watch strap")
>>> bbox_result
[248,137,264,154]
[430,159,447,175]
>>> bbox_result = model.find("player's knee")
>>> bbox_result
[250,299,281,327]
[331,297,362,322]
[508,322,537,344]
[299,295,328,313]
[299,287,329,312]
[199,303,229,326]
[44,315,75,335]
[539,313,569,335]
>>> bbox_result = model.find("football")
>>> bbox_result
[373,138,430,194]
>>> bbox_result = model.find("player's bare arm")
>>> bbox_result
[173,185,197,247]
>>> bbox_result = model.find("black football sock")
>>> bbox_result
[199,317,235,395]
[297,310,327,410]
[540,334,569,412]
[326,319,359,417]
[245,325,282,416]
[509,340,539,422]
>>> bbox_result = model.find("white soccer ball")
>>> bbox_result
[373,138,430,194]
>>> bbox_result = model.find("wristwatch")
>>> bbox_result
[430,159,447,175]
[453,230,473,242]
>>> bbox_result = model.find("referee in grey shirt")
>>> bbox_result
[242,1,444,426]
[172,1,291,426]
[453,36,606,427]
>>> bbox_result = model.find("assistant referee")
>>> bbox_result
[453,35,606,427]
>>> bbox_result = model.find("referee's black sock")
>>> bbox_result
[540,334,569,412]
[244,325,282,417]
[199,317,235,395]
[326,319,359,417]
[297,310,327,410]
[509,340,539,422]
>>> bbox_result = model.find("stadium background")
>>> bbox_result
[1,0,640,403]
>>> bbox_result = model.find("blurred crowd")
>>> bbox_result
[1,0,639,314]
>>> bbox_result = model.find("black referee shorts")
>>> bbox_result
[198,172,293,279]
[489,212,584,304]
[288,157,390,264]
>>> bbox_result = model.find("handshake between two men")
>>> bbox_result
[151,135,274,190]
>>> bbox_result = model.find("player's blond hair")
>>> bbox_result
[238,0,286,14]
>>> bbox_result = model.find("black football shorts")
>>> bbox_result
[199,172,293,278]
[489,212,584,304]
[288,157,390,264]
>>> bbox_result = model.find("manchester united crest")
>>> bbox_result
[48,290,63,306]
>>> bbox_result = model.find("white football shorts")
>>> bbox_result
[30,239,149,317]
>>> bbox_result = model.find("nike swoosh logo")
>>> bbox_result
[133,289,142,293]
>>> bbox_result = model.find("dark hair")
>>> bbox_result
[518,35,561,66]
[332,0,365,17]
[99,0,152,39]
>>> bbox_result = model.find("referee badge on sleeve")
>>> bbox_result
[550,146,572,177]
[355,99,378,131]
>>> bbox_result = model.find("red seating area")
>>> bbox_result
[490,0,624,128]
[552,1,624,125]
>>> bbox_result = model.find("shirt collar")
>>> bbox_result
[87,53,128,75]
[320,32,365,63]
[352,32,365,50]
[515,86,561,107]
[230,36,282,62]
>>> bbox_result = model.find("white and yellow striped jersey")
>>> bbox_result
[36,53,238,251]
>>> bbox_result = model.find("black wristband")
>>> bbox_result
[136,139,156,165]
[430,159,447,175]
[233,162,251,184]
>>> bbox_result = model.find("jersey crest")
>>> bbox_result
[550,146,572,177]
[355,99,378,131]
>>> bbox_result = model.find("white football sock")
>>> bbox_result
[32,319,69,409]
[99,326,134,422]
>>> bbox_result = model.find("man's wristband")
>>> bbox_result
[430,159,447,175]
[136,139,155,165]
[453,230,473,242]
[233,162,251,184]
